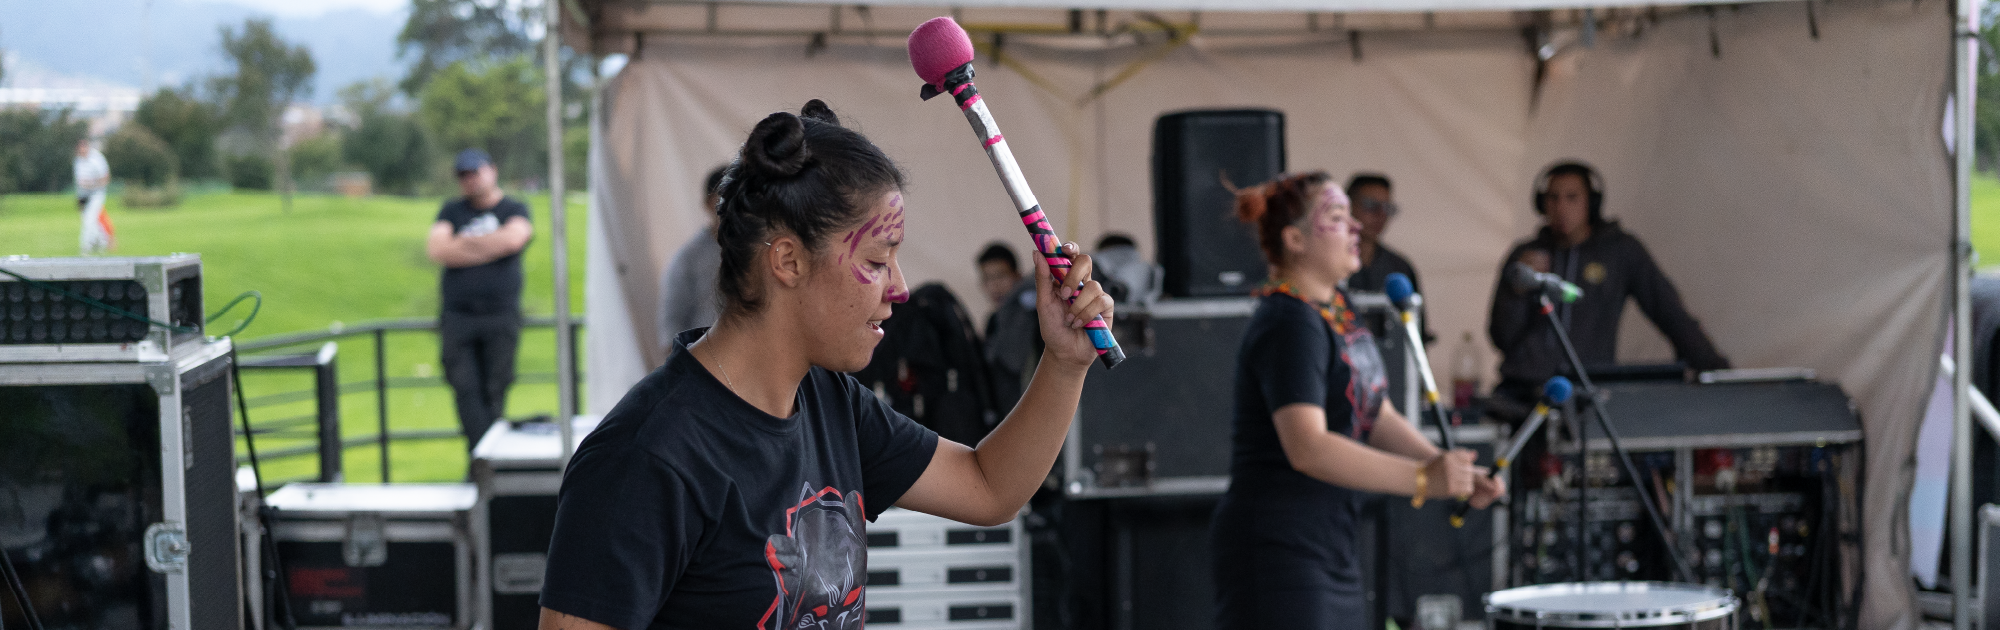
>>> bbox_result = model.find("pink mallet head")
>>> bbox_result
[908,17,976,88]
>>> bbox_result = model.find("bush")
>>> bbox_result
[104,125,180,187]
[227,152,273,190]
[122,182,183,208]
[0,108,89,194]
[290,133,346,189]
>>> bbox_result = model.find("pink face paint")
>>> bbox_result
[884,283,910,303]
[851,264,874,284]
[1311,186,1353,236]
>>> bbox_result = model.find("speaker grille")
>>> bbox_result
[1153,109,1286,297]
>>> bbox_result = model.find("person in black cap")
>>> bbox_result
[427,148,534,447]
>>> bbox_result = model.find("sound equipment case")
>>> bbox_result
[1065,297,1252,497]
[0,338,242,630]
[469,416,599,630]
[264,483,478,629]
[0,255,206,363]
[864,508,1030,630]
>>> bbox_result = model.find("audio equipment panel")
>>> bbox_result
[0,255,204,362]
[866,508,1029,630]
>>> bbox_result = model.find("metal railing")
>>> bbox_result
[233,315,582,484]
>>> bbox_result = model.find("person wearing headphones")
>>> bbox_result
[1486,162,1729,411]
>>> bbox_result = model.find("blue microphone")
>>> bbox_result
[1384,273,1416,310]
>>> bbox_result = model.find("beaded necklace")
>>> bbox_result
[1255,279,1359,336]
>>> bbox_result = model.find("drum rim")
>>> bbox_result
[1483,581,1739,627]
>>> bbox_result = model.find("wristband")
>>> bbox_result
[1412,464,1429,509]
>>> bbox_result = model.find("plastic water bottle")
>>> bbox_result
[1451,332,1482,411]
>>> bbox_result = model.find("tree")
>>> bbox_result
[0,109,89,195]
[211,18,314,210]
[340,79,434,195]
[396,0,533,96]
[419,56,544,183]
[133,86,224,180]
[104,124,179,187]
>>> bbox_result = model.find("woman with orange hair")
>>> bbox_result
[1210,172,1504,629]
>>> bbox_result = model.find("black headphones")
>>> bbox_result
[1531,161,1605,223]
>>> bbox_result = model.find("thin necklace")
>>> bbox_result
[715,360,736,390]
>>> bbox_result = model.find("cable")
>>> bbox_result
[229,345,297,630]
[206,291,262,338]
[0,546,43,630]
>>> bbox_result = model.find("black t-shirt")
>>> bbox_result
[541,329,940,630]
[1346,244,1435,343]
[1218,293,1388,584]
[435,196,531,315]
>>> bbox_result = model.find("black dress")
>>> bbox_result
[1211,291,1389,629]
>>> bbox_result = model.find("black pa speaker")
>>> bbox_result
[1153,109,1286,297]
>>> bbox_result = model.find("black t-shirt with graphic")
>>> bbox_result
[1216,292,1388,587]
[541,329,940,630]
[435,195,531,315]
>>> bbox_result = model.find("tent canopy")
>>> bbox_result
[565,1,1960,629]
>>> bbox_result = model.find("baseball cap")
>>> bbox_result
[454,149,493,175]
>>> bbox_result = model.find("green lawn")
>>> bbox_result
[0,190,586,484]
[1976,175,2000,270]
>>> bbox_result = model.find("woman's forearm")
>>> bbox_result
[1367,406,1442,461]
[965,353,1088,515]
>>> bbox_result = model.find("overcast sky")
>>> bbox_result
[2,0,408,103]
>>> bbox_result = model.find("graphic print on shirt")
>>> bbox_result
[1339,328,1387,435]
[459,212,501,237]
[760,484,868,630]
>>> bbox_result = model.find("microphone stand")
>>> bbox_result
[1536,294,1695,583]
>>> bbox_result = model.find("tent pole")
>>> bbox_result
[1952,0,1979,625]
[546,0,579,466]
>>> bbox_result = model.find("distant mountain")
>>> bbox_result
[0,0,405,103]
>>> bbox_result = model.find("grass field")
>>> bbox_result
[6,176,2000,483]
[0,190,585,484]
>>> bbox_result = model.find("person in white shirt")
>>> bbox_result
[73,139,113,255]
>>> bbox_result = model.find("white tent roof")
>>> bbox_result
[733,0,1794,13]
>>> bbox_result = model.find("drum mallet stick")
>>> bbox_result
[1450,376,1572,527]
[907,17,1125,369]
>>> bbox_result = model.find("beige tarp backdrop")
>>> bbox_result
[584,1,1949,626]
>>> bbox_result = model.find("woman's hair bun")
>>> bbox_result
[1233,185,1271,225]
[742,111,812,178]
[799,99,840,126]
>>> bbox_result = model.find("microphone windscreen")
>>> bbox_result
[1543,376,1574,404]
[1506,262,1540,296]
[1383,273,1414,308]
[908,17,975,87]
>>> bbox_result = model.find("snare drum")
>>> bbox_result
[1485,582,1738,629]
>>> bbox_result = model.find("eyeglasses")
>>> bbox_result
[1355,199,1399,216]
